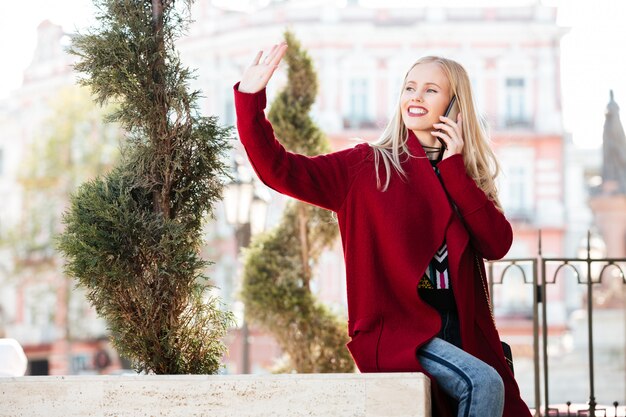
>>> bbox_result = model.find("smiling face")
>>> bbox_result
[400,62,452,145]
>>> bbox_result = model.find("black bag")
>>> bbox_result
[500,341,514,375]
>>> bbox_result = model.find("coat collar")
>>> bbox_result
[405,130,427,158]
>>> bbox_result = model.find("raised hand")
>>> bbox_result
[238,43,288,94]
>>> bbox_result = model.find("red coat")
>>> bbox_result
[234,84,532,417]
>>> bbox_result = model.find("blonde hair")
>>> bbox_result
[371,56,503,211]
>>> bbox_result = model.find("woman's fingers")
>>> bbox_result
[434,115,462,142]
[251,50,263,66]
[437,115,460,133]
[431,130,451,145]
[249,42,287,70]
[269,43,288,67]
[433,123,452,136]
[259,43,287,68]
[262,45,278,64]
[433,112,464,160]
[238,43,288,94]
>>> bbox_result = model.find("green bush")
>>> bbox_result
[241,31,354,373]
[58,0,233,374]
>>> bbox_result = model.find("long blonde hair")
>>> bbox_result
[371,56,503,211]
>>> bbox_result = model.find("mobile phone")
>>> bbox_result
[437,95,459,151]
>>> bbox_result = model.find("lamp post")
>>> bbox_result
[223,157,268,374]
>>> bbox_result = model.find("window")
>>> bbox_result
[499,148,534,222]
[349,78,368,121]
[504,77,529,127]
[224,89,235,126]
[345,78,372,128]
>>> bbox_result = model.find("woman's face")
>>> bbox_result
[400,62,451,142]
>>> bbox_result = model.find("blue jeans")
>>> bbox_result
[418,337,504,417]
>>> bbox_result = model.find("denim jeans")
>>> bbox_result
[417,337,504,417]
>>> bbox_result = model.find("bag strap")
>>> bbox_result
[475,255,497,327]
[476,255,516,373]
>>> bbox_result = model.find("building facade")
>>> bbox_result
[179,0,570,357]
[1,2,608,403]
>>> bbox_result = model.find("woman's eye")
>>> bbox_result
[405,86,414,91]
[427,88,437,93]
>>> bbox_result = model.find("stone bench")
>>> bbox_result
[0,372,430,417]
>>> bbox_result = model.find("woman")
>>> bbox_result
[234,42,532,417]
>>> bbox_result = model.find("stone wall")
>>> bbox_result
[0,373,430,417]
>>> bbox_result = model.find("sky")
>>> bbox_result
[1,0,625,149]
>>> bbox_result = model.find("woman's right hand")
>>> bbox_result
[238,43,288,94]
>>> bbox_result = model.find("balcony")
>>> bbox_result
[342,116,378,130]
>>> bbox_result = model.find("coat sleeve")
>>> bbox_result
[437,154,513,260]
[234,83,366,212]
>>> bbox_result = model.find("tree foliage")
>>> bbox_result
[58,0,233,374]
[0,86,120,344]
[241,31,354,373]
[12,86,120,267]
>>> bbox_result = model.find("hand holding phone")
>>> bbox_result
[436,96,459,151]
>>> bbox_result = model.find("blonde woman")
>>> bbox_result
[234,43,531,417]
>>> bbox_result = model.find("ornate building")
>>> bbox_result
[1,2,604,404]
[177,0,569,372]
[0,21,119,375]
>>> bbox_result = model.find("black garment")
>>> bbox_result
[418,146,462,349]
[418,288,462,349]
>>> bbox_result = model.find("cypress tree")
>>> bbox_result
[241,31,354,373]
[58,0,233,374]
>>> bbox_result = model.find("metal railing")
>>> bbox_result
[486,231,626,417]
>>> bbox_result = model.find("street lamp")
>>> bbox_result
[223,157,268,374]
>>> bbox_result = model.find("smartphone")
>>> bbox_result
[436,95,459,151]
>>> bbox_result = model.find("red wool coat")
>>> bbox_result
[234,84,532,417]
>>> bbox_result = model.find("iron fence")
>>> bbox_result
[486,231,626,417]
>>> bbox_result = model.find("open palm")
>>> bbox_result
[238,43,288,94]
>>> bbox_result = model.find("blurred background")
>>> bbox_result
[1,0,625,413]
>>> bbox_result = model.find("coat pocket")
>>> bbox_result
[346,315,384,372]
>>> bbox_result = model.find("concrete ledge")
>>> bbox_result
[1,373,430,417]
